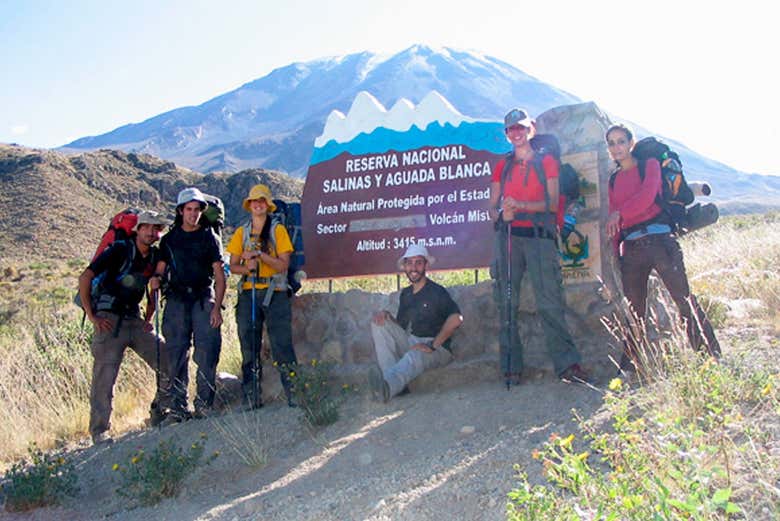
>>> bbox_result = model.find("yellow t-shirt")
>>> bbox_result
[226,223,293,290]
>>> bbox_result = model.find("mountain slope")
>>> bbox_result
[0,144,303,262]
[62,45,579,176]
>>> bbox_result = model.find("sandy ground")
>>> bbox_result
[1,373,606,521]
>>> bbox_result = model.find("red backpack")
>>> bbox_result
[91,209,139,261]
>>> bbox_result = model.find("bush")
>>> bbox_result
[112,436,218,506]
[507,352,780,520]
[2,443,78,512]
[287,359,354,429]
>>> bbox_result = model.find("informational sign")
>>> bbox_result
[301,92,602,283]
[302,92,508,278]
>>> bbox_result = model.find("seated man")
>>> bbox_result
[368,244,463,402]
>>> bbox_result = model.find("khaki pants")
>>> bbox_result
[371,320,452,397]
[89,312,169,437]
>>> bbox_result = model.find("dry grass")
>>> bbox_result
[0,214,777,473]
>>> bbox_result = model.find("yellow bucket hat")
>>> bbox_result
[242,184,277,213]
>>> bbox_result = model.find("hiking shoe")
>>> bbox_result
[558,364,592,385]
[159,411,187,427]
[368,365,390,403]
[192,406,215,420]
[92,432,114,446]
[503,372,522,386]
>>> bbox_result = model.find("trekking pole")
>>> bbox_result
[251,265,260,409]
[505,220,513,391]
[154,288,162,430]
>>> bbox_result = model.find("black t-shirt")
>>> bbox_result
[159,226,222,296]
[396,279,460,350]
[88,240,157,315]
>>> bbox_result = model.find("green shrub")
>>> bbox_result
[287,359,354,429]
[507,352,779,520]
[112,436,218,506]
[2,443,78,512]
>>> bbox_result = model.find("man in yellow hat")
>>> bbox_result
[226,184,299,408]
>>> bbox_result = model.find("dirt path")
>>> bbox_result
[3,376,606,521]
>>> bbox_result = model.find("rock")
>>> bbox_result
[460,425,476,435]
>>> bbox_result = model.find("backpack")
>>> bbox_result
[74,209,141,311]
[610,136,717,234]
[497,133,582,238]
[271,199,305,294]
[91,208,139,261]
[238,199,305,300]
[74,239,137,313]
[200,194,225,241]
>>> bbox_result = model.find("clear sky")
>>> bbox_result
[1,0,777,175]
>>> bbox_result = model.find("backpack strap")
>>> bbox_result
[528,154,556,236]
[496,152,515,211]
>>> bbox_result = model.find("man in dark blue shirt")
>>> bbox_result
[369,244,463,402]
[152,187,226,421]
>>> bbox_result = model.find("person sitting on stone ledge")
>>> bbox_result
[368,244,463,402]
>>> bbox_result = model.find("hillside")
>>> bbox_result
[0,144,303,263]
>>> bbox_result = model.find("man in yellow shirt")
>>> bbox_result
[226,184,298,408]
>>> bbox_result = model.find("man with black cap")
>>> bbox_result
[489,108,588,386]
[78,210,170,444]
[152,187,226,422]
[368,244,463,402]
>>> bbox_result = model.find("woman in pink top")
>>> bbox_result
[606,124,720,372]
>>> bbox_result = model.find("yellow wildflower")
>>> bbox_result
[112,463,120,471]
[531,449,541,460]
[131,456,139,465]
[560,434,575,449]
[608,378,623,392]
[576,451,590,462]
[762,381,772,397]
[311,359,318,367]
[289,371,296,377]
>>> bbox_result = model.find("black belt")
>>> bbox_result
[510,226,555,240]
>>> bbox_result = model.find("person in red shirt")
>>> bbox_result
[489,108,588,386]
[606,123,720,372]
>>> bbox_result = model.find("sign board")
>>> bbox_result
[302,91,508,278]
[301,93,602,284]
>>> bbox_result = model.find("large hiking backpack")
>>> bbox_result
[610,136,718,235]
[200,193,225,241]
[271,199,305,294]
[497,133,582,238]
[91,209,139,261]
[74,239,137,312]
[238,199,305,297]
[74,209,140,311]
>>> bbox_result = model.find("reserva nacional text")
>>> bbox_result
[322,161,491,193]
[344,145,467,174]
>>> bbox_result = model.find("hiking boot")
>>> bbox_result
[159,411,187,427]
[558,364,592,385]
[368,365,390,403]
[192,406,215,420]
[503,372,522,386]
[92,432,114,446]
[149,404,167,427]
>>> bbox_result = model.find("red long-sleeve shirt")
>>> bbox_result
[608,158,663,231]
